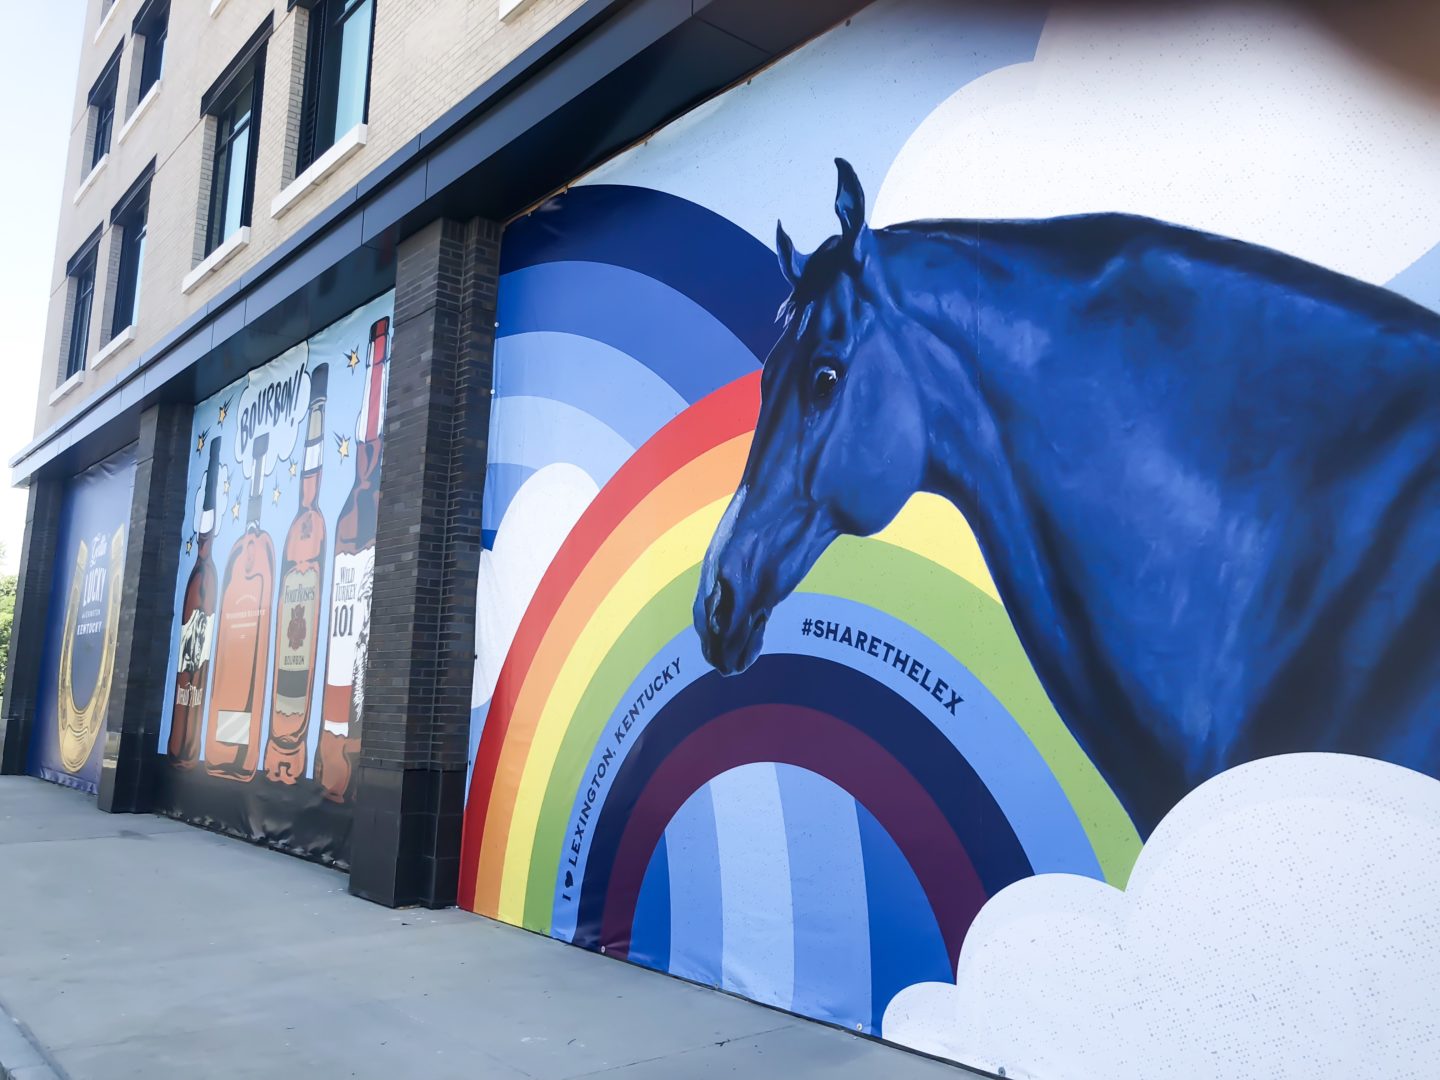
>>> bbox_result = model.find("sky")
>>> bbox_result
[0,4,84,573]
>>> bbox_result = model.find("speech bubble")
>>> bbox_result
[234,342,310,480]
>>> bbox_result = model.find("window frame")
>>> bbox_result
[64,230,103,381]
[87,45,123,171]
[199,17,273,259]
[205,68,262,256]
[297,0,376,173]
[133,0,170,102]
[109,163,155,339]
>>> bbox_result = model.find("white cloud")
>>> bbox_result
[882,753,1440,1080]
[874,5,1440,285]
[471,463,598,709]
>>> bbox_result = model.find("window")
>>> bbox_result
[110,167,153,338]
[88,46,122,172]
[204,58,264,256]
[298,0,375,171]
[134,0,170,102]
[64,235,101,380]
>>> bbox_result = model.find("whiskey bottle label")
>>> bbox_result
[215,711,252,746]
[327,548,375,689]
[177,608,213,676]
[274,567,321,715]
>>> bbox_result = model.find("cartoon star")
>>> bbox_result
[195,430,208,454]
[288,459,298,478]
[334,433,351,460]
[346,348,361,372]
[272,484,282,505]
[231,500,241,521]
[217,397,232,426]
[222,474,231,497]
[185,536,193,555]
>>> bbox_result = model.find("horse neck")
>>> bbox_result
[878,232,1189,820]
[873,232,1063,616]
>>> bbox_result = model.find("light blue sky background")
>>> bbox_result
[1,4,83,572]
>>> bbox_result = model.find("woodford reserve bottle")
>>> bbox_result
[204,433,275,781]
[317,317,389,802]
[167,438,222,766]
[264,365,328,783]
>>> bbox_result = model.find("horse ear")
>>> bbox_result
[834,158,866,247]
[776,220,805,286]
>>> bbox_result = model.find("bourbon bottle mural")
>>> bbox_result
[265,366,329,783]
[204,433,276,781]
[317,317,389,801]
[168,439,221,766]
[162,294,394,863]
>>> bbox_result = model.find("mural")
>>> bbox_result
[460,1,1440,1077]
[28,446,136,792]
[699,157,1440,838]
[157,293,393,866]
[461,177,1129,1036]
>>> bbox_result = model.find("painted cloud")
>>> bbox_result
[882,753,1440,1080]
[472,461,598,711]
[875,5,1440,289]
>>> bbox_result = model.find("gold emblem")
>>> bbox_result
[55,527,126,773]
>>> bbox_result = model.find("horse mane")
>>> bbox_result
[882,213,1440,334]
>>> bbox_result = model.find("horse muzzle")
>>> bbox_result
[695,572,768,675]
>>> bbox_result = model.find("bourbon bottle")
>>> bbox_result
[204,433,276,782]
[264,365,328,783]
[317,317,389,802]
[168,438,221,766]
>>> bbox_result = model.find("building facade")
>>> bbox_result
[6,2,1440,1077]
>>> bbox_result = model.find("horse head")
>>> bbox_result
[695,159,930,674]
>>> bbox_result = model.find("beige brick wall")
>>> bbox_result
[36,0,587,436]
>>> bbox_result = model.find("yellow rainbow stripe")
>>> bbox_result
[493,493,1001,923]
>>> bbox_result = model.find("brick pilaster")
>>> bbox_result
[349,216,498,908]
[97,402,194,813]
[0,482,66,774]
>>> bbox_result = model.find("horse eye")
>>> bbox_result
[811,364,840,404]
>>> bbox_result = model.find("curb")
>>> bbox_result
[0,1003,61,1080]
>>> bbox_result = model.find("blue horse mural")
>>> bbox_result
[695,158,1440,836]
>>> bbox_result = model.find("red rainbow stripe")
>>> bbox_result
[460,373,761,912]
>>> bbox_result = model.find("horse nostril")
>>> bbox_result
[708,575,735,637]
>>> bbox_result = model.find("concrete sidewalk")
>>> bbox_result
[0,777,976,1079]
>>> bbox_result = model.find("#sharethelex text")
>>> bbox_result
[801,617,963,715]
[561,656,682,902]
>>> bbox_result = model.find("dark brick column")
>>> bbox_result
[0,480,66,774]
[350,216,499,908]
[97,402,193,813]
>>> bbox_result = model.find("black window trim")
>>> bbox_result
[204,66,264,256]
[199,15,274,117]
[88,42,123,110]
[110,159,157,226]
[133,0,170,99]
[66,226,104,279]
[296,0,376,173]
[111,194,150,340]
[87,42,123,169]
[201,17,273,257]
[64,227,103,380]
[66,260,97,379]
[109,159,158,339]
[131,0,168,33]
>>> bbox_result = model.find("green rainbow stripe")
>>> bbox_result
[521,536,1141,932]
